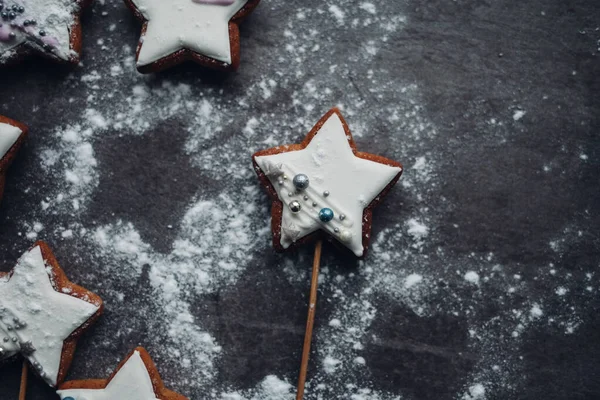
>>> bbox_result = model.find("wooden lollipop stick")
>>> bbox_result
[19,360,28,400]
[296,240,323,400]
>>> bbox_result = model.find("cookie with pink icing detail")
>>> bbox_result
[124,0,261,73]
[0,0,93,66]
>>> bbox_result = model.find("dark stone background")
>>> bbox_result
[0,0,599,399]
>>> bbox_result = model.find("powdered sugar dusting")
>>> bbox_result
[7,0,598,399]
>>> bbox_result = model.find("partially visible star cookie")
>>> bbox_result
[0,115,27,204]
[124,0,261,73]
[0,241,104,386]
[252,108,403,257]
[0,0,93,66]
[57,347,188,400]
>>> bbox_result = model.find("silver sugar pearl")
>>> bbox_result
[289,201,302,213]
[334,228,340,233]
[323,190,330,197]
[339,214,346,221]
[312,202,317,207]
[303,195,309,201]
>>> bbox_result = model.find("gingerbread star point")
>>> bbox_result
[0,0,92,65]
[125,0,261,73]
[0,114,27,170]
[252,108,403,257]
[57,347,189,400]
[0,241,103,386]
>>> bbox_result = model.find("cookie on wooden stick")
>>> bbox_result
[57,347,188,400]
[0,241,104,397]
[252,108,403,399]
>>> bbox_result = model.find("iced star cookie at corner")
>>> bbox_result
[57,347,189,400]
[0,0,93,65]
[252,107,403,257]
[125,0,261,73]
[0,115,27,204]
[0,241,103,387]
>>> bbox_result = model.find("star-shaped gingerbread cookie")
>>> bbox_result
[57,347,188,400]
[0,115,26,203]
[124,0,261,73]
[0,0,93,65]
[0,241,103,386]
[253,108,403,257]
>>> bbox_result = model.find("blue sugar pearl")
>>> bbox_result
[319,208,334,222]
[63,397,75,400]
[293,173,309,190]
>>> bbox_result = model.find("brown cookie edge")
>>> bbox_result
[0,241,104,387]
[0,0,93,67]
[59,347,189,400]
[122,0,261,73]
[252,107,403,258]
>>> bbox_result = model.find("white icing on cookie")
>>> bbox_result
[255,113,402,257]
[0,0,79,63]
[57,350,160,400]
[0,246,100,386]
[130,0,249,67]
[0,122,22,160]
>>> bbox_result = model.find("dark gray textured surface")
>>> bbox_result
[0,0,599,399]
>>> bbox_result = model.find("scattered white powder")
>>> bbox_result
[462,383,486,400]
[464,271,480,285]
[329,318,342,328]
[530,304,543,318]
[512,110,526,121]
[406,218,429,250]
[359,3,377,14]
[222,375,293,399]
[9,1,596,399]
[354,356,366,365]
[404,273,423,288]
[323,356,341,374]
[329,5,345,25]
[556,287,567,296]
